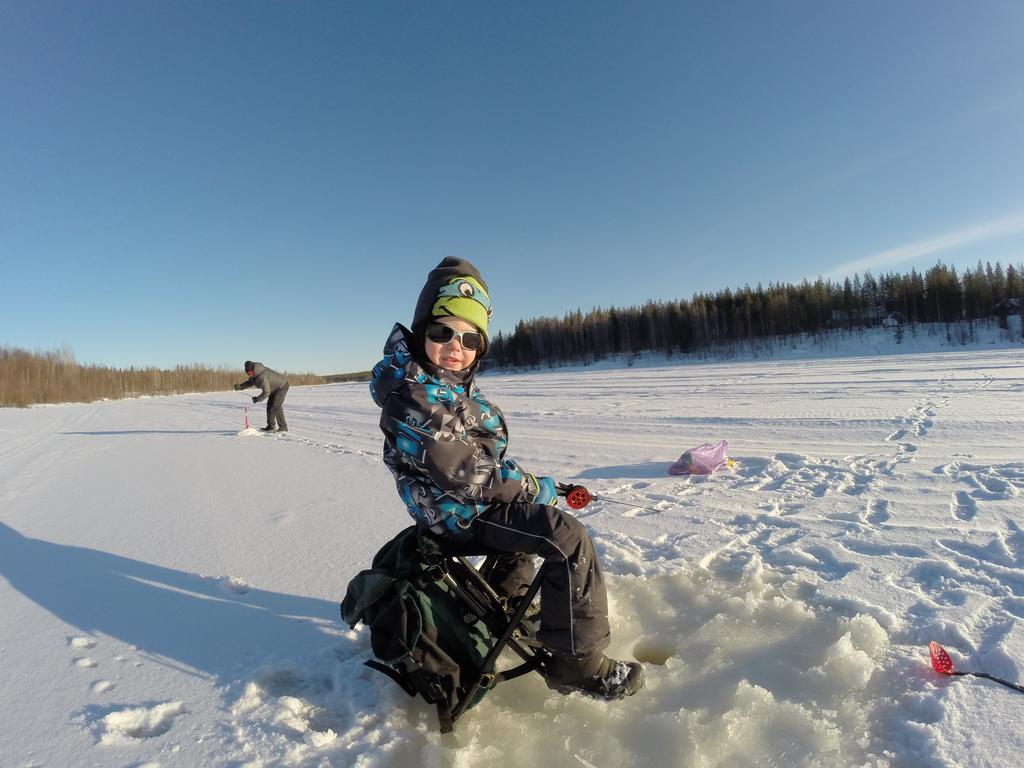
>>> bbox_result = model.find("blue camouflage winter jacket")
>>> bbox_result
[370,324,557,536]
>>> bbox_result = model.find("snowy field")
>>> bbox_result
[3,341,1024,767]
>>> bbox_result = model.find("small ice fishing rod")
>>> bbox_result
[556,483,663,515]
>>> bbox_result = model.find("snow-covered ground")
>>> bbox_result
[2,334,1024,767]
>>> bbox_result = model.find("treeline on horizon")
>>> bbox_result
[485,261,1024,369]
[0,346,326,407]
[5,260,1023,406]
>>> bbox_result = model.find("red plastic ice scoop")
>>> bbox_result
[929,641,957,676]
[928,641,1024,693]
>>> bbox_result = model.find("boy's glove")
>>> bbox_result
[526,474,558,506]
[252,396,259,403]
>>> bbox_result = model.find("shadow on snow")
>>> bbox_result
[0,522,339,678]
[59,430,238,436]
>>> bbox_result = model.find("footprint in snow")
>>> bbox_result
[1004,521,1024,567]
[1003,597,1024,619]
[950,491,976,522]
[866,498,891,525]
[796,544,857,580]
[84,700,187,745]
[622,506,660,518]
[972,473,1017,499]
[255,667,335,698]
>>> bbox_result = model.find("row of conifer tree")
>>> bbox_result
[6,260,1022,405]
[485,261,1024,369]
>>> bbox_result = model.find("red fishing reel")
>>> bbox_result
[557,483,592,510]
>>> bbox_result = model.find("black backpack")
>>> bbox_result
[340,526,548,732]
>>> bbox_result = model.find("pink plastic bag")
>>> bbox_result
[668,440,731,475]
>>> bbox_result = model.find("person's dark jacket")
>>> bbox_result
[237,362,288,403]
[370,324,556,537]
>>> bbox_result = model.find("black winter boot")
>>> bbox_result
[545,651,644,700]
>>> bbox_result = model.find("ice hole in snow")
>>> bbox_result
[631,637,675,665]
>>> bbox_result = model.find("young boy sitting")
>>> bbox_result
[369,257,643,700]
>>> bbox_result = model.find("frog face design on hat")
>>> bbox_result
[432,276,492,338]
[411,257,493,363]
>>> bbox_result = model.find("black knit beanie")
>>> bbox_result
[411,257,492,353]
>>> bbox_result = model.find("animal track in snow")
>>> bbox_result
[68,635,103,673]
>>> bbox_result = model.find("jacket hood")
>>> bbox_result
[370,324,474,409]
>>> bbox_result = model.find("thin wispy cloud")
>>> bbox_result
[828,210,1024,278]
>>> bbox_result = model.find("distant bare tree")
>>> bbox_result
[0,347,325,407]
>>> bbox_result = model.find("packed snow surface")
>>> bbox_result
[2,338,1024,766]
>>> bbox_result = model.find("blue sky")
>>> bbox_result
[3,1,1023,374]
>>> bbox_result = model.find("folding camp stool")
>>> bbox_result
[416,530,552,732]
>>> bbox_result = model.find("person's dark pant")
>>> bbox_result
[443,502,610,658]
[266,384,289,430]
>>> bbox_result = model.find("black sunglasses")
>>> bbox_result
[425,323,484,351]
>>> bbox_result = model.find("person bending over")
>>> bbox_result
[235,361,289,433]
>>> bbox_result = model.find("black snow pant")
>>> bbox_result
[266,384,289,430]
[441,502,610,658]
